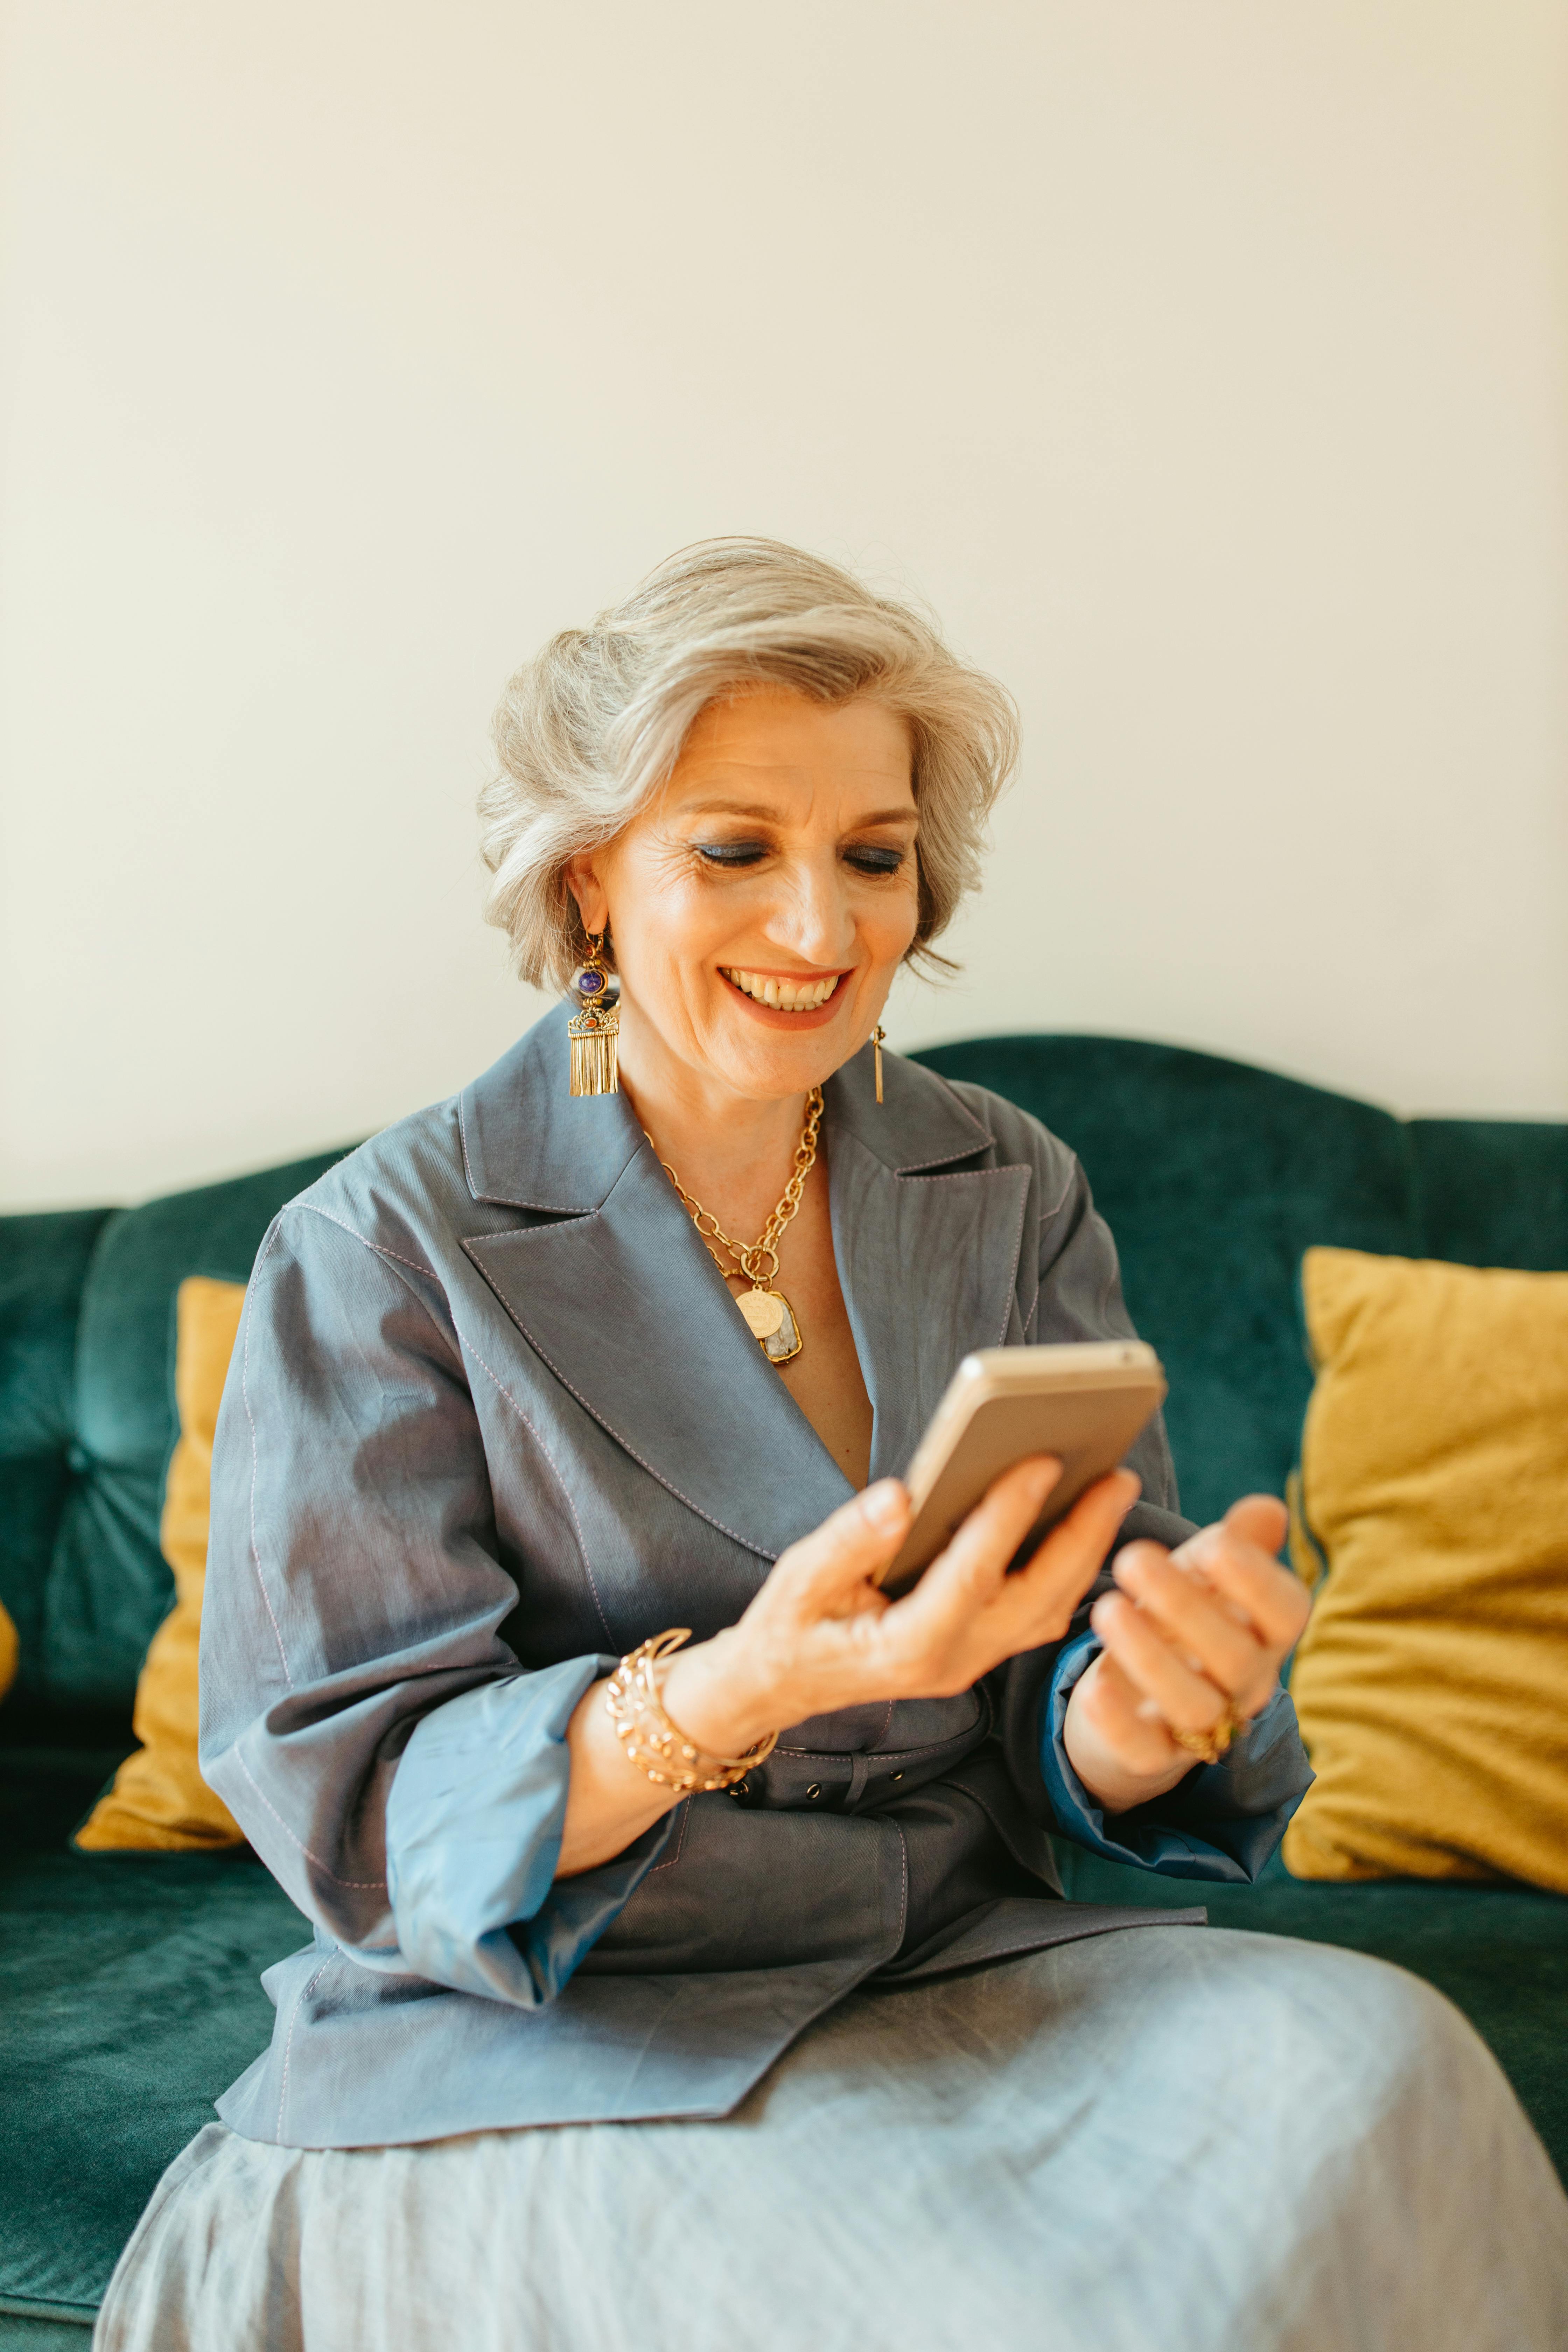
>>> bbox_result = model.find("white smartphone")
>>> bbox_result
[876,1341,1167,1598]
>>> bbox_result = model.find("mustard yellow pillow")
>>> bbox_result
[0,1597,16,1701]
[75,1276,246,1851]
[1283,1246,1568,1892]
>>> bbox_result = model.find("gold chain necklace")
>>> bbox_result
[646,1087,824,1366]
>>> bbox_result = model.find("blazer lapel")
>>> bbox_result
[824,1043,1032,1483]
[459,1009,854,1562]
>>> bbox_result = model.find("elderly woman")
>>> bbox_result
[99,542,1567,2352]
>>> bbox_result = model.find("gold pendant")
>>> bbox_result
[735,1287,803,1365]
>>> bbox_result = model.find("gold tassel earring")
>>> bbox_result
[872,1025,886,1105]
[568,934,621,1096]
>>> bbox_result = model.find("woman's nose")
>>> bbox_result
[760,853,857,964]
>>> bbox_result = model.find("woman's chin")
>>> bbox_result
[707,1002,860,1098]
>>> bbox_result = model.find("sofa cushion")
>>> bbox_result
[0,1747,304,2326]
[15,1149,350,1734]
[1283,1247,1568,1891]
[0,1211,113,1732]
[75,1280,247,1853]
[1410,1119,1568,1273]
[913,1037,1419,1524]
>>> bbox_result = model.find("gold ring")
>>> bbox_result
[1168,1709,1243,1768]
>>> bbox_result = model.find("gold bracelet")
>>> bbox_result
[1169,1709,1244,1768]
[604,1630,779,1794]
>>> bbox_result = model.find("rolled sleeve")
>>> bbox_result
[386,1659,674,2005]
[1041,1634,1313,1884]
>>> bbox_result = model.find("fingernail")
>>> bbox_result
[863,1480,906,1533]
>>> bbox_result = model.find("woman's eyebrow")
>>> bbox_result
[678,796,918,826]
[679,796,789,820]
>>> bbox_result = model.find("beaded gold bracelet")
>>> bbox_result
[604,1629,778,1793]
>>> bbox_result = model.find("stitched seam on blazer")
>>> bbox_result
[456,1333,617,1651]
[293,1204,618,1650]
[242,1220,295,1688]
[649,1798,691,1873]
[457,1090,479,1197]
[485,1297,772,1559]
[1037,1157,1077,1223]
[457,1090,592,1215]
[891,1165,1032,1350]
[277,1958,332,2141]
[943,1766,1042,1877]
[248,1202,464,1695]
[301,1201,439,1281]
[997,1176,1032,1347]
[895,1166,1016,1189]
[290,1204,467,1376]
[233,1745,387,1891]
[297,1191,604,1602]
[891,1821,910,1949]
[773,1729,977,1764]
[887,1068,993,1171]
[251,1208,619,1806]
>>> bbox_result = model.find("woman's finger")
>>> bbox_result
[1088,1589,1234,1734]
[1170,1519,1309,1654]
[1072,1648,1184,1770]
[1223,1494,1289,1554]
[986,1469,1141,1650]
[1112,1544,1265,1690]
[881,1455,1062,1656]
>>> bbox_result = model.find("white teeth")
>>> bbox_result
[722,968,841,1011]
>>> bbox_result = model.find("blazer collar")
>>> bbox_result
[458,1003,644,1214]
[459,1008,1026,1561]
[823,1042,1030,1482]
[457,1002,996,1212]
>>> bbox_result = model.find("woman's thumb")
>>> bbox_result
[779,1480,910,1603]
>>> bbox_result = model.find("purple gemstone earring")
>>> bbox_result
[567,933,621,1097]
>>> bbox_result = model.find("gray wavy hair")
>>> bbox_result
[478,537,1020,989]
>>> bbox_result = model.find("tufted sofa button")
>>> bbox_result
[66,1442,90,1476]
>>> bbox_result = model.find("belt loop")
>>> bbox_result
[846,1753,871,1809]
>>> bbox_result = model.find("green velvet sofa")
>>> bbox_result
[3,1035,1565,2343]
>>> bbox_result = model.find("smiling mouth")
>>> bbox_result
[720,967,844,1012]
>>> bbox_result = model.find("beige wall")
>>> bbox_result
[3,0,1564,1210]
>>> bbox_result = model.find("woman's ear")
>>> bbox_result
[561,853,608,940]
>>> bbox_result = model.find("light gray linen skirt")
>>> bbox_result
[95,1926,1568,2352]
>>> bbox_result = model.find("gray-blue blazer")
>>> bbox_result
[200,1007,1310,2150]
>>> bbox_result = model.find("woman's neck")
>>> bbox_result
[615,1012,814,1235]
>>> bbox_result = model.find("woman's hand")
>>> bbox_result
[556,1456,1137,1876]
[1060,1496,1309,1817]
[666,1456,1141,1754]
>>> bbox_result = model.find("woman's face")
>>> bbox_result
[566,687,920,1105]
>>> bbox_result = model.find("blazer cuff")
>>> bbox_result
[1040,1634,1312,1885]
[385,1656,675,2005]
